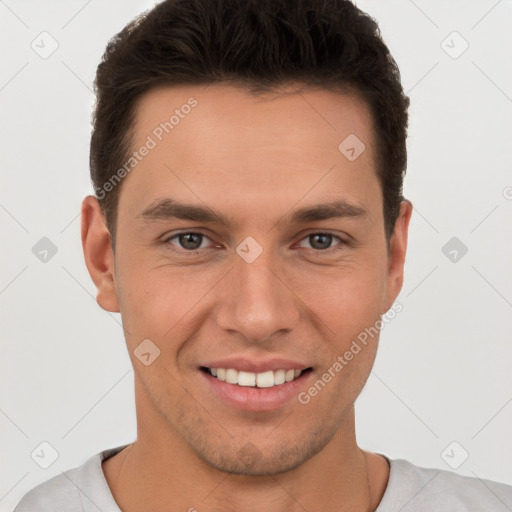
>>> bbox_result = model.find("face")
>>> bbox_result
[83,84,411,476]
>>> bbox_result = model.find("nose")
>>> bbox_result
[214,253,301,343]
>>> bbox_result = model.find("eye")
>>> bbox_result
[297,232,344,251]
[166,232,212,251]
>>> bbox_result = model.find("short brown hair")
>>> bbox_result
[90,0,410,243]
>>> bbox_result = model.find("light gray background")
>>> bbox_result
[1,0,511,510]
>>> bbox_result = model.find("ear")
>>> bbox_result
[384,200,413,311]
[81,195,120,312]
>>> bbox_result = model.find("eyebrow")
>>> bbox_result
[138,199,230,226]
[137,198,367,226]
[287,200,367,223]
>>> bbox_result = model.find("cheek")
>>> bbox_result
[292,260,388,341]
[298,269,386,410]
[114,255,220,347]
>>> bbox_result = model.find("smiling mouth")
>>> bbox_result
[200,366,312,388]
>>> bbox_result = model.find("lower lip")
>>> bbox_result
[200,369,312,412]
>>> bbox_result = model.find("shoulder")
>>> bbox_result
[378,456,512,511]
[14,466,85,512]
[13,445,128,512]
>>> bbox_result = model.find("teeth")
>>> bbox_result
[225,368,238,384]
[274,369,286,385]
[238,371,256,387]
[207,367,305,388]
[256,370,274,388]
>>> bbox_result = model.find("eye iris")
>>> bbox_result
[310,233,332,250]
[179,233,202,250]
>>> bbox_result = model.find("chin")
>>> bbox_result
[191,432,334,477]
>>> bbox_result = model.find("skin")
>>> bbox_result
[82,83,412,512]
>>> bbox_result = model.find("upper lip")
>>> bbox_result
[200,357,311,373]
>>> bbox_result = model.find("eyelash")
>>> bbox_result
[162,231,348,255]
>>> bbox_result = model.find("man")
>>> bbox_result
[14,0,512,510]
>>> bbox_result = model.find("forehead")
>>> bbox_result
[120,83,381,224]
[133,83,376,160]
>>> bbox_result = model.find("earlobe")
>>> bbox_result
[384,200,413,311]
[81,195,120,313]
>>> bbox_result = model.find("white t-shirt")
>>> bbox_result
[14,445,512,511]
